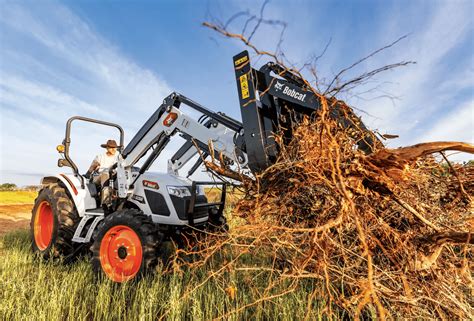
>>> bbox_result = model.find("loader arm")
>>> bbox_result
[119,93,248,191]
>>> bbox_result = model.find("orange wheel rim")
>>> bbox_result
[34,201,54,250]
[99,225,143,282]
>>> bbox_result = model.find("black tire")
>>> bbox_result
[30,183,80,259]
[90,209,162,282]
[208,214,229,232]
[176,215,228,252]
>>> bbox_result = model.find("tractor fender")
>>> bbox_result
[41,174,97,217]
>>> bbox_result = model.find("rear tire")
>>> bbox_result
[90,209,162,282]
[30,183,80,259]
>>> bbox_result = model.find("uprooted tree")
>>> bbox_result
[170,6,473,320]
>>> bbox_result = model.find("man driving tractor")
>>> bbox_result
[85,139,120,207]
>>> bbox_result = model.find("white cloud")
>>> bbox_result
[418,100,473,143]
[350,1,473,149]
[0,2,172,185]
[0,75,109,122]
[416,99,474,162]
[0,3,171,119]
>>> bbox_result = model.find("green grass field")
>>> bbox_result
[0,191,37,205]
[0,230,328,320]
[0,190,331,320]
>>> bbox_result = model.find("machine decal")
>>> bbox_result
[234,55,248,66]
[274,82,307,102]
[163,112,178,127]
[131,194,145,203]
[274,81,284,91]
[239,74,250,100]
[143,180,159,190]
[282,86,306,102]
[60,174,78,195]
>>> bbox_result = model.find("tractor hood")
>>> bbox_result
[138,172,192,189]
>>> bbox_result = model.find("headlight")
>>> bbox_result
[167,186,191,198]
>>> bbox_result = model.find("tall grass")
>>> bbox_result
[0,229,329,320]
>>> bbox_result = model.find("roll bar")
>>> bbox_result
[62,116,124,188]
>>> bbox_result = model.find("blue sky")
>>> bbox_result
[0,0,473,186]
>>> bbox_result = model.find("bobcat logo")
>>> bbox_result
[163,112,178,127]
[274,81,284,91]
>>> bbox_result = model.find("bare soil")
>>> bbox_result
[0,204,32,236]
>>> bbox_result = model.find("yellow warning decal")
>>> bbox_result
[234,56,248,66]
[240,74,250,99]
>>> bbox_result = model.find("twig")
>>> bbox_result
[392,197,440,232]
[439,151,472,202]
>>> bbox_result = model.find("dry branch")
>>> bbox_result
[174,9,474,320]
[184,109,474,319]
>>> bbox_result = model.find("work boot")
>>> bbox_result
[100,186,113,208]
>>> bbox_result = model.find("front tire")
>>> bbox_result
[30,183,80,259]
[90,209,162,282]
[208,213,229,233]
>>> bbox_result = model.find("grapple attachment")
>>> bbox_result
[233,50,380,174]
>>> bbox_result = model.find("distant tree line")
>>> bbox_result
[0,183,17,191]
[0,183,40,191]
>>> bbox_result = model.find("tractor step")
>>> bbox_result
[85,208,104,214]
[72,214,104,243]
